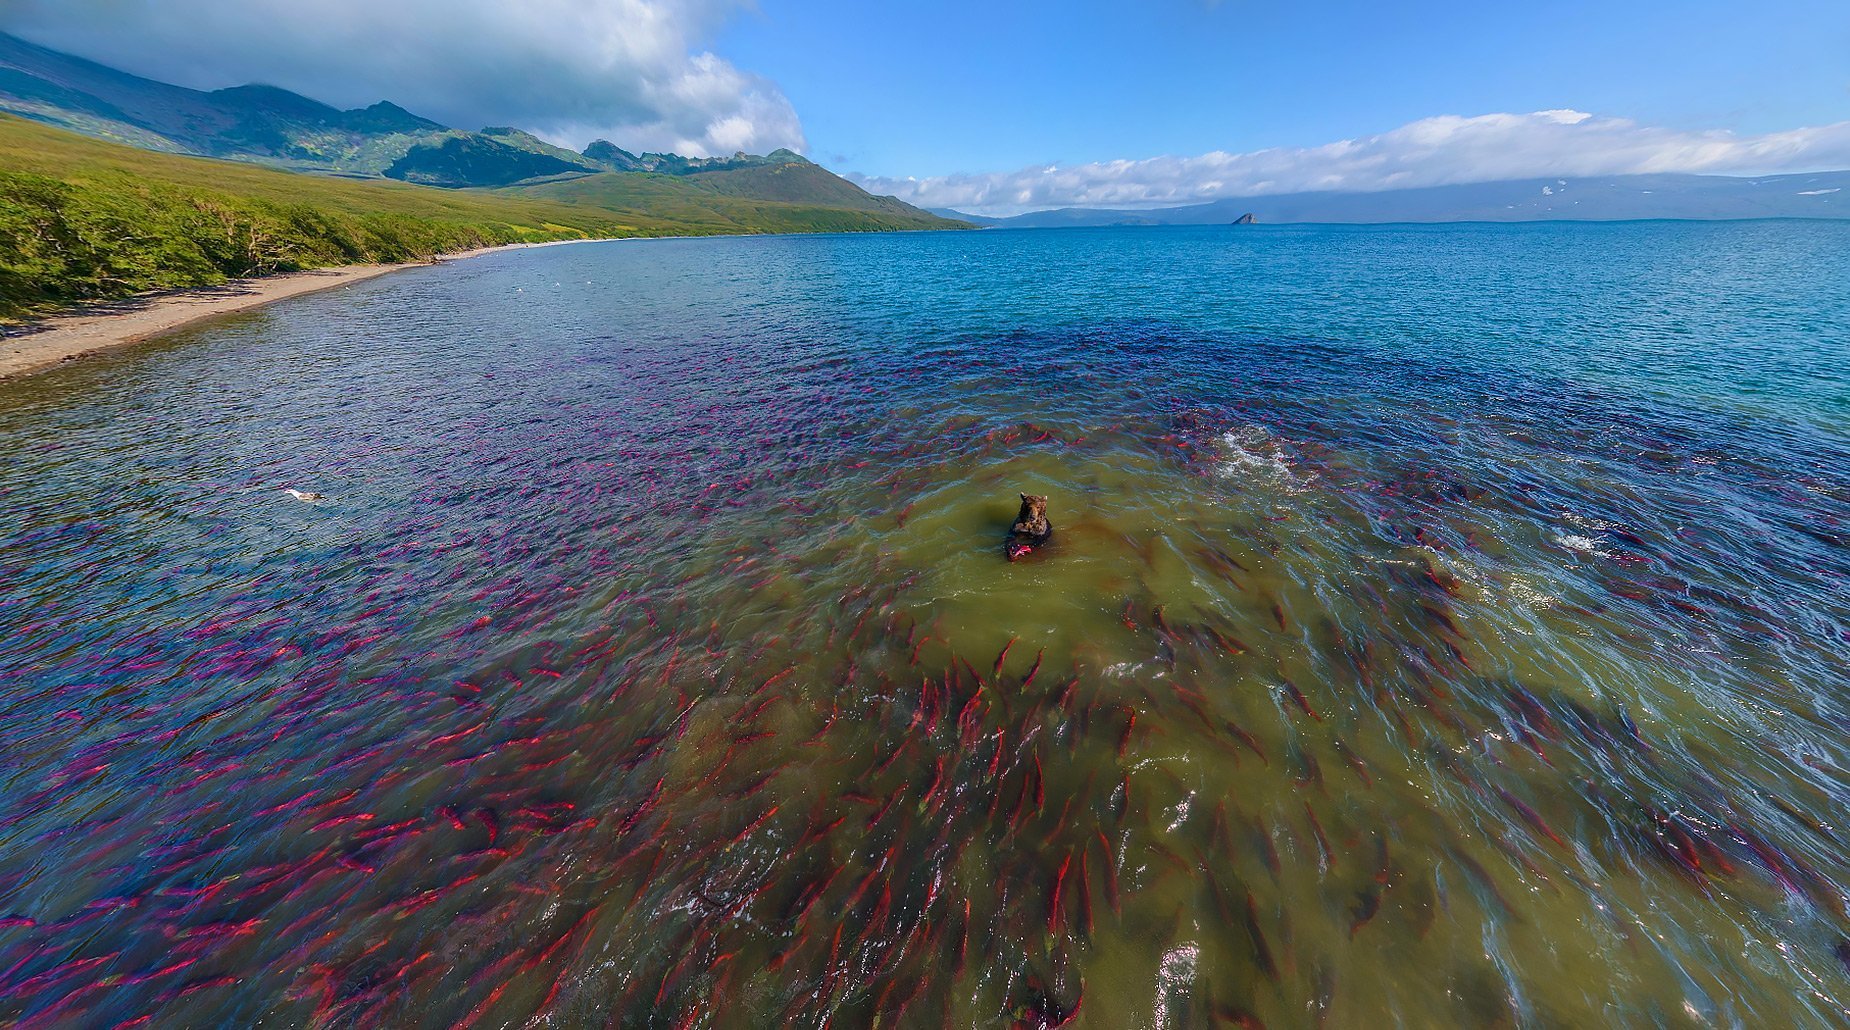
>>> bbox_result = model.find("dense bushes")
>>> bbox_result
[0,169,557,319]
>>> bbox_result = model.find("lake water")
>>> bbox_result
[1,222,1847,1027]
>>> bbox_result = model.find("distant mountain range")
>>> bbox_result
[18,27,1844,238]
[0,31,959,223]
[931,171,1850,226]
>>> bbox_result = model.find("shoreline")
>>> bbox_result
[0,237,618,382]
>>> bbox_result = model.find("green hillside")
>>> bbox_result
[682,159,930,216]
[0,32,445,175]
[513,164,963,234]
[0,116,970,321]
[385,132,599,188]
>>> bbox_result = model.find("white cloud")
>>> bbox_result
[855,111,1850,215]
[1,0,804,157]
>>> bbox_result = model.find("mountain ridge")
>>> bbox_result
[0,31,439,171]
[0,29,955,231]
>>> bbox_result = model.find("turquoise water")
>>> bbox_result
[0,221,1847,1026]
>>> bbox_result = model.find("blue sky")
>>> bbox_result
[8,0,1848,213]
[716,0,1849,179]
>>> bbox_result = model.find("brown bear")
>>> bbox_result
[1006,493,1053,561]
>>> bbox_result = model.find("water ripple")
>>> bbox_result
[0,223,1846,1027]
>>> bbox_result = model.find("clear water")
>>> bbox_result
[1,222,1847,1027]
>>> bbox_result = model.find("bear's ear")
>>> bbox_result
[1020,493,1030,501]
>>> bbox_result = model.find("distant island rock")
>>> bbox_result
[1232,213,1257,225]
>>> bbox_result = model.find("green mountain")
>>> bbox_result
[0,31,955,228]
[681,157,919,213]
[515,148,961,231]
[512,164,967,235]
[0,31,446,173]
[0,113,968,322]
[578,142,803,177]
[581,140,644,171]
[386,131,602,188]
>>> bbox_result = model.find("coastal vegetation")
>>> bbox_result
[0,116,966,322]
[0,116,617,321]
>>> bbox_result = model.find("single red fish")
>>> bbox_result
[994,637,1016,678]
[1048,853,1072,935]
[1496,787,1565,848]
[310,813,375,833]
[1281,679,1320,721]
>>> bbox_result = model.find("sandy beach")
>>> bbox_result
[0,238,612,381]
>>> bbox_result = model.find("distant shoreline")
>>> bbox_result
[0,238,620,381]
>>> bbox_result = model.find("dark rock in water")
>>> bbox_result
[1006,493,1053,561]
[1232,213,1257,225]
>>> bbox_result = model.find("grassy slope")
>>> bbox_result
[683,161,903,212]
[511,166,968,234]
[0,115,967,321]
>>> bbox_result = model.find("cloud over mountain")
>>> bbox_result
[0,0,804,157]
[856,111,1850,215]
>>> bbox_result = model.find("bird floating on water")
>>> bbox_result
[283,488,325,502]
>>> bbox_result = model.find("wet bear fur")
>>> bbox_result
[1006,494,1053,561]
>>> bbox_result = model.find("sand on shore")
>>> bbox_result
[0,238,616,381]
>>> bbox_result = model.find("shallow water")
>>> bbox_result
[1,222,1848,1027]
